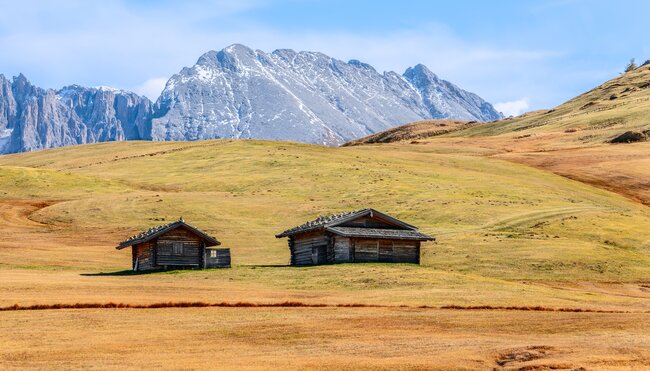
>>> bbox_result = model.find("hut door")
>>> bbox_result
[311,246,327,264]
[311,247,318,264]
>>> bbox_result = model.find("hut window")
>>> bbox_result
[173,242,183,255]
[210,250,217,258]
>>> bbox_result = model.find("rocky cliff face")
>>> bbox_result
[1,44,502,153]
[152,44,502,146]
[0,75,152,154]
[403,64,502,122]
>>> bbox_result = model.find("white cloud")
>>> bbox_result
[494,98,530,117]
[133,77,169,101]
[0,2,566,109]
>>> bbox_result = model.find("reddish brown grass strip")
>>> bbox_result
[0,302,643,313]
[438,304,633,314]
[0,301,378,311]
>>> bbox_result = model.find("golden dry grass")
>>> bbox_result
[345,119,472,145]
[1,307,649,370]
[0,137,649,369]
[349,65,650,206]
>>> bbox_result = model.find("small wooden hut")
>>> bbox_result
[116,218,230,271]
[276,208,434,265]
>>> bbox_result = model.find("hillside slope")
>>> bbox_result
[347,65,650,205]
[1,139,649,284]
[456,62,650,146]
[344,119,473,145]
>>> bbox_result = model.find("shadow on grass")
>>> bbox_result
[80,269,164,276]
[244,264,292,268]
[81,266,237,276]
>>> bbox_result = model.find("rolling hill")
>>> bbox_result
[348,64,650,205]
[1,139,649,283]
[1,138,649,368]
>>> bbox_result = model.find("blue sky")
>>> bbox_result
[1,0,648,116]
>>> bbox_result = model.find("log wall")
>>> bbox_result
[288,232,422,265]
[291,231,329,265]
[333,236,352,263]
[156,228,203,268]
[205,248,231,268]
[352,239,420,264]
[133,242,156,271]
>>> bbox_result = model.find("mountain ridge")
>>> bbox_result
[152,44,502,145]
[0,44,502,153]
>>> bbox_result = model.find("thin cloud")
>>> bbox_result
[0,1,564,109]
[494,98,530,117]
[133,78,169,101]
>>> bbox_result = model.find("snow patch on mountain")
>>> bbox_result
[0,44,503,153]
[152,44,502,146]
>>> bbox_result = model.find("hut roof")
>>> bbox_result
[326,226,434,241]
[116,218,220,250]
[275,208,427,238]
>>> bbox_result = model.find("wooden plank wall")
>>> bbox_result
[205,248,231,268]
[333,237,352,263]
[288,232,422,265]
[354,240,380,262]
[353,239,419,264]
[133,242,156,271]
[291,231,329,265]
[394,241,420,264]
[155,228,203,267]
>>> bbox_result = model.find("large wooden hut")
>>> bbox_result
[276,209,434,265]
[116,218,231,271]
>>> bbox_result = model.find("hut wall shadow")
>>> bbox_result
[81,270,164,276]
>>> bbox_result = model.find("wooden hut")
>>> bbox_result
[116,218,231,271]
[276,208,434,265]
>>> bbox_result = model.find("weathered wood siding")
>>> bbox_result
[291,231,329,265]
[393,240,420,264]
[339,216,397,229]
[133,242,156,271]
[353,239,380,262]
[155,227,203,267]
[205,248,231,268]
[352,239,420,264]
[333,236,352,263]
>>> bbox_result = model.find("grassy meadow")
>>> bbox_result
[1,139,649,369]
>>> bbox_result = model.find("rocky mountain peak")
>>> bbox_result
[0,75,153,153]
[151,44,502,146]
[348,59,376,72]
[1,44,502,153]
[403,64,439,86]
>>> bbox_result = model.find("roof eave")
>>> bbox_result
[326,208,418,230]
[116,221,220,248]
[275,226,323,238]
[325,226,435,241]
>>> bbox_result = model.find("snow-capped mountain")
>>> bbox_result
[0,44,502,153]
[153,44,502,145]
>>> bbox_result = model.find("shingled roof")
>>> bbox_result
[326,226,434,241]
[275,208,426,238]
[116,218,220,250]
